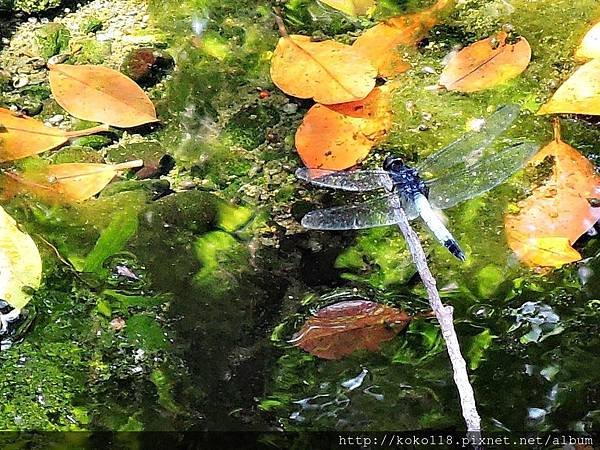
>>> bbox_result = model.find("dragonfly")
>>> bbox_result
[296,104,539,261]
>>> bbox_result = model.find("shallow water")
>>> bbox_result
[0,0,598,437]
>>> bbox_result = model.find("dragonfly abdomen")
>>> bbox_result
[413,194,466,261]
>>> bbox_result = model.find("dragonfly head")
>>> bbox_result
[383,155,405,172]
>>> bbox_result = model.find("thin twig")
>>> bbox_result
[390,196,481,433]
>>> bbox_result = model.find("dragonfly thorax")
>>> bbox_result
[384,157,429,200]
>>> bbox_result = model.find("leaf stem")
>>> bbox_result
[64,123,111,138]
[272,8,288,37]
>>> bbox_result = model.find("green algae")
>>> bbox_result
[0,0,598,436]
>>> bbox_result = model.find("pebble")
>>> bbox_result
[12,76,28,88]
[47,114,65,125]
[282,103,298,114]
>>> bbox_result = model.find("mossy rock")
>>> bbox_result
[14,0,60,12]
[35,23,70,59]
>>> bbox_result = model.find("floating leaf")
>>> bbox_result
[2,160,143,203]
[439,31,531,92]
[270,34,377,104]
[0,206,42,309]
[0,108,109,162]
[320,0,375,16]
[295,86,392,170]
[575,21,600,60]
[48,64,158,128]
[353,0,451,77]
[537,58,600,116]
[290,300,411,360]
[505,122,600,267]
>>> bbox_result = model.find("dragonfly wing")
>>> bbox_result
[296,168,392,192]
[417,104,521,178]
[301,194,418,230]
[428,142,540,210]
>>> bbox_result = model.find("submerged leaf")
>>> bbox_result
[295,86,392,170]
[505,122,600,267]
[2,160,143,203]
[537,58,600,116]
[0,206,42,309]
[49,64,158,128]
[270,34,377,104]
[0,108,109,162]
[575,21,600,60]
[353,0,451,77]
[439,31,531,92]
[320,0,375,16]
[291,300,411,359]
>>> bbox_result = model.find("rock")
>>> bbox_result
[47,114,64,124]
[120,47,174,86]
[12,75,28,88]
[34,22,70,58]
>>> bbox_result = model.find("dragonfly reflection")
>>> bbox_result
[297,104,539,261]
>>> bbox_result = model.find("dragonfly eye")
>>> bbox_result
[383,155,404,171]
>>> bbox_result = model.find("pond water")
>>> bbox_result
[0,0,598,440]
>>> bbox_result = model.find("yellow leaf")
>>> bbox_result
[2,160,143,203]
[295,87,392,169]
[0,108,109,162]
[575,21,600,60]
[537,58,600,115]
[270,35,377,104]
[506,235,581,268]
[353,0,451,77]
[505,121,600,267]
[320,0,375,17]
[0,206,42,309]
[439,31,531,92]
[49,64,158,128]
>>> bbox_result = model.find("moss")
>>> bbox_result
[81,17,103,34]
[13,0,60,12]
[34,23,70,59]
[70,38,111,65]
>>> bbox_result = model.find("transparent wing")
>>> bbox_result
[418,104,521,178]
[296,168,392,192]
[428,142,540,210]
[301,194,419,230]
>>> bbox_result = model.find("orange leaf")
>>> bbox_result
[295,86,392,170]
[2,160,143,203]
[290,300,411,360]
[505,122,600,267]
[270,35,377,104]
[352,0,451,78]
[439,31,531,92]
[49,64,158,128]
[0,108,109,162]
[537,58,600,116]
[575,21,600,60]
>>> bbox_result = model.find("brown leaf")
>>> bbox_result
[2,160,143,203]
[48,64,158,128]
[352,0,451,78]
[537,58,600,116]
[295,86,392,170]
[0,108,109,162]
[270,34,377,104]
[505,121,600,267]
[290,300,411,360]
[439,31,531,92]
